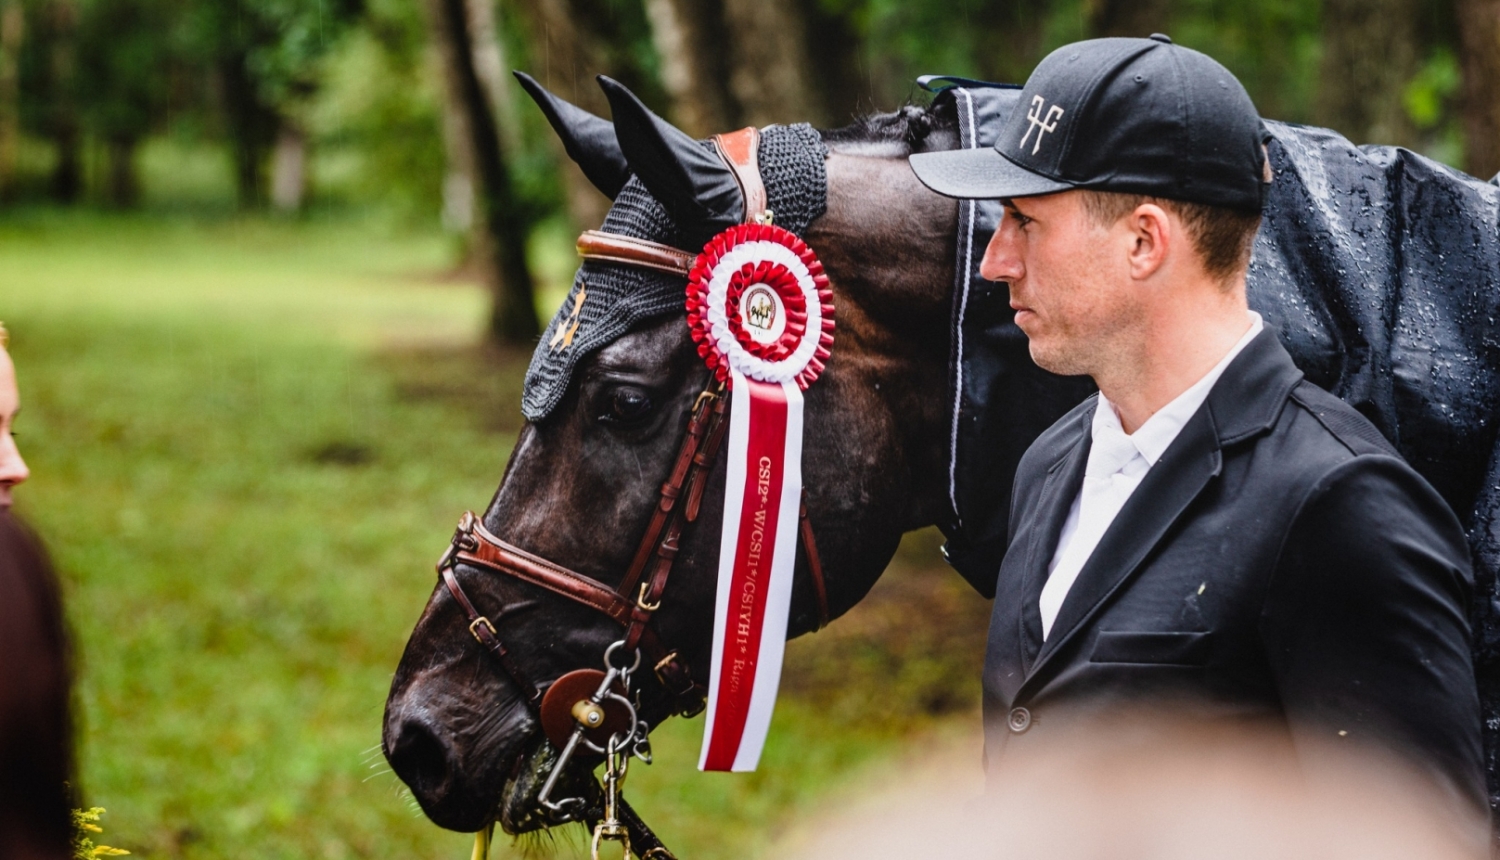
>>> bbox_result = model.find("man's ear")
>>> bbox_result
[1127,203,1172,281]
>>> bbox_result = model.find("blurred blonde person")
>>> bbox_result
[0,322,70,860]
[0,323,30,510]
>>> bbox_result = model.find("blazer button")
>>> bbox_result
[1007,707,1032,733]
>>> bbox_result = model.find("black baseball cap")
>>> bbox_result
[910,35,1267,211]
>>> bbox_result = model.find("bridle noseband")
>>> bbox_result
[432,127,829,854]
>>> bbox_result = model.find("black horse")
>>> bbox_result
[382,75,1500,837]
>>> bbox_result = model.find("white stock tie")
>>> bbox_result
[1038,409,1148,639]
[1085,418,1141,481]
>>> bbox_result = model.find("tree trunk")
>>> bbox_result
[439,95,476,232]
[270,124,308,213]
[801,4,865,127]
[219,52,280,208]
[1457,0,1500,179]
[105,134,139,208]
[642,0,735,136]
[50,119,78,202]
[46,0,80,204]
[0,0,23,203]
[426,0,539,342]
[720,0,822,127]
[1087,0,1171,39]
[465,0,522,156]
[1317,0,1420,148]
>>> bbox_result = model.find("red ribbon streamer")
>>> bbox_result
[700,378,789,770]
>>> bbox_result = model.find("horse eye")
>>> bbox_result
[603,388,653,423]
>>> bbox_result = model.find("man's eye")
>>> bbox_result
[602,388,653,423]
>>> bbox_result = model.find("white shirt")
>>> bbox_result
[1037,312,1265,640]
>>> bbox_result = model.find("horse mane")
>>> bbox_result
[819,100,959,157]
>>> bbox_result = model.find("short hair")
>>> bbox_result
[1079,190,1261,285]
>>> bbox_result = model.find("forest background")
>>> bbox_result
[3,2,1500,858]
[2,0,1499,336]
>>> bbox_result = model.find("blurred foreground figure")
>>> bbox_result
[0,513,73,860]
[782,718,1489,859]
[0,325,70,860]
[0,323,30,509]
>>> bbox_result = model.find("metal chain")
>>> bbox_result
[472,640,659,860]
[592,734,632,860]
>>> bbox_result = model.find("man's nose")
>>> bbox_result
[979,222,1023,283]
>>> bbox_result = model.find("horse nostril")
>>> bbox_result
[387,718,455,801]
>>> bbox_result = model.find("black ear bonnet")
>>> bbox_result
[520,81,828,421]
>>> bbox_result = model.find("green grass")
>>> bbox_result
[0,212,988,859]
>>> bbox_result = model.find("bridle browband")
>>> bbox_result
[575,230,696,278]
[433,127,829,851]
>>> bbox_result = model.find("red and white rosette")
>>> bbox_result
[686,223,834,772]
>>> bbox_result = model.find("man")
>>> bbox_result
[909,36,1486,816]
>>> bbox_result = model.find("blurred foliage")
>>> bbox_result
[1406,49,1462,129]
[306,0,445,218]
[71,0,181,145]
[1403,47,1463,163]
[1168,0,1323,122]
[226,0,365,110]
[1,0,1483,220]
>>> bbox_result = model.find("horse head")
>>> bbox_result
[382,75,961,835]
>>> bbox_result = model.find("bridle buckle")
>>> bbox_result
[636,582,662,612]
[691,388,718,415]
[652,650,680,683]
[469,616,498,643]
[436,512,481,572]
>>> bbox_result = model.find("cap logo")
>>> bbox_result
[1019,95,1065,155]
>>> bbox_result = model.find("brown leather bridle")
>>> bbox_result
[434,125,828,769]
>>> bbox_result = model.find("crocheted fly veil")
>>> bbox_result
[522,123,827,421]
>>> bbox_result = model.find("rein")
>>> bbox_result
[435,127,829,859]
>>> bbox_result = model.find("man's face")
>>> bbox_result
[978,191,1142,377]
[0,349,29,511]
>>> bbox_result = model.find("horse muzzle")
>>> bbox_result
[382,675,549,833]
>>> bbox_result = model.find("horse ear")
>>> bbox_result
[514,71,629,200]
[597,75,742,239]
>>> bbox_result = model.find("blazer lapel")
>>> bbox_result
[1023,405,1223,687]
[1016,407,1092,668]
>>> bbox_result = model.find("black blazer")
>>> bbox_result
[984,328,1485,810]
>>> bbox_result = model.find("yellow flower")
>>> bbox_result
[72,807,131,859]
